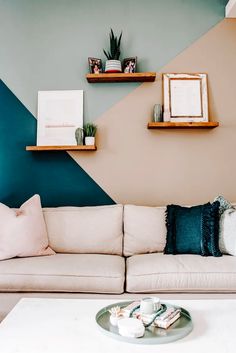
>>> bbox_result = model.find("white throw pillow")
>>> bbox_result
[219,208,236,256]
[0,195,55,260]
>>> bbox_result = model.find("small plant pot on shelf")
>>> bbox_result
[105,60,122,73]
[85,136,95,146]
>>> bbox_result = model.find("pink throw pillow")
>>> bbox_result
[0,195,55,260]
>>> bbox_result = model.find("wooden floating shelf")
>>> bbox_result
[86,72,156,83]
[26,145,97,151]
[147,122,219,129]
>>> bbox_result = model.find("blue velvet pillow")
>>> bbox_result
[164,202,222,257]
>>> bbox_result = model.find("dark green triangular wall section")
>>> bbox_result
[0,80,114,207]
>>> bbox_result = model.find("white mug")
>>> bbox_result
[140,298,155,315]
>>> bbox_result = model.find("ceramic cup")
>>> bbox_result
[140,297,155,315]
[140,297,161,315]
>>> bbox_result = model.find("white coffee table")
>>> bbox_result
[0,298,234,353]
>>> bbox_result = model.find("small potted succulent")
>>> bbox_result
[103,29,122,73]
[83,123,97,146]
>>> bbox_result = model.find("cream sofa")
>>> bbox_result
[0,204,236,297]
[1,203,236,321]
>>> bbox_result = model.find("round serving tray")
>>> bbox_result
[95,301,193,345]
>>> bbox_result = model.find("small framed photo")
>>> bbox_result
[123,57,137,73]
[88,57,103,74]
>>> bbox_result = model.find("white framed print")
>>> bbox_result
[163,73,209,122]
[37,90,83,146]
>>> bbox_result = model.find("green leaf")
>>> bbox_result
[83,123,97,137]
[103,49,110,60]
[118,32,122,48]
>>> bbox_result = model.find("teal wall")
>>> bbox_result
[0,80,114,207]
[0,0,227,206]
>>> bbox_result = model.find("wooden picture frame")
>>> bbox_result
[163,73,209,122]
[88,57,103,74]
[123,57,137,73]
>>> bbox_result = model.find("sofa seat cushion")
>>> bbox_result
[0,254,125,294]
[126,253,236,293]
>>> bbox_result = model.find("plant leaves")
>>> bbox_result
[118,32,122,48]
[104,28,122,60]
[103,49,110,60]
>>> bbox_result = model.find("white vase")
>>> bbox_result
[105,60,122,73]
[85,136,95,146]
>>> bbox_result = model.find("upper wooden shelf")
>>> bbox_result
[147,122,219,129]
[26,145,97,151]
[86,72,156,83]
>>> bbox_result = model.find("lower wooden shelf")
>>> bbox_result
[26,145,97,151]
[147,122,219,129]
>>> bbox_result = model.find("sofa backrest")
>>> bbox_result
[43,204,123,255]
[123,205,166,256]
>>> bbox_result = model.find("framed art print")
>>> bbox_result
[163,73,209,122]
[37,90,83,146]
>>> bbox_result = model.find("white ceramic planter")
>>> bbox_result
[85,136,95,146]
[105,60,122,73]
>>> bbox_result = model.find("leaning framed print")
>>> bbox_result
[163,73,209,122]
[37,90,83,146]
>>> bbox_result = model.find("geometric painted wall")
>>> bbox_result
[0,0,229,207]
[0,80,114,207]
[76,19,236,206]
[0,0,227,120]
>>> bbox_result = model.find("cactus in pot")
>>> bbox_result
[103,29,122,73]
[75,127,84,145]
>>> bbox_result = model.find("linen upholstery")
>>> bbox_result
[126,253,236,293]
[124,205,166,256]
[43,205,123,255]
[219,208,236,256]
[0,195,54,260]
[0,254,125,294]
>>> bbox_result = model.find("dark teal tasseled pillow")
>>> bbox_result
[164,201,222,257]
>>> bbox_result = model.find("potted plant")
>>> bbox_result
[83,123,97,146]
[103,29,122,73]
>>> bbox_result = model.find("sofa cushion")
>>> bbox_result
[0,195,55,260]
[164,202,222,257]
[43,205,123,255]
[219,208,236,256]
[0,254,125,294]
[214,195,234,216]
[126,253,236,293]
[124,205,166,256]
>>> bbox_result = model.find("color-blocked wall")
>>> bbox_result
[0,0,230,206]
[0,0,226,120]
[76,19,236,205]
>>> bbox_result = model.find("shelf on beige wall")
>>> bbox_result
[147,122,219,129]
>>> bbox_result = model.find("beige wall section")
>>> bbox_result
[71,19,236,206]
